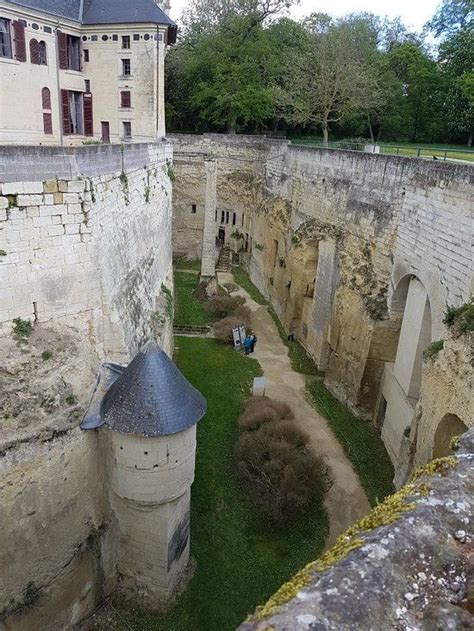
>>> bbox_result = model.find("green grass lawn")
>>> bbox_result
[174,270,211,326]
[290,137,474,162]
[306,379,394,506]
[107,337,328,631]
[232,267,268,305]
[173,258,202,272]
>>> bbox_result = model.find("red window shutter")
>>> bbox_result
[42,87,51,110]
[30,38,39,64]
[83,94,93,136]
[57,30,68,69]
[121,91,131,108]
[13,21,26,62]
[61,90,71,135]
[43,113,53,135]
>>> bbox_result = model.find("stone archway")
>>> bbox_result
[379,275,433,464]
[433,414,468,458]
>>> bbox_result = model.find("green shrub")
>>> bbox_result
[425,340,444,359]
[65,394,77,406]
[443,302,474,334]
[12,317,33,339]
[41,350,53,361]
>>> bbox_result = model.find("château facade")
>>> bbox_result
[0,0,175,145]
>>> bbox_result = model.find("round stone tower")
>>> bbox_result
[100,342,206,605]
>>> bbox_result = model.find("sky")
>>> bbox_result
[169,0,441,32]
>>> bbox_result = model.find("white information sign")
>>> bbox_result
[232,327,241,348]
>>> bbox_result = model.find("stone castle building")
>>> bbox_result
[0,0,176,145]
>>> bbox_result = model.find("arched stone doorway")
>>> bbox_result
[378,275,433,464]
[433,414,468,458]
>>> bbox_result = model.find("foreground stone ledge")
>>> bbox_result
[240,429,473,630]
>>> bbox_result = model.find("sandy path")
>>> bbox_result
[219,271,371,545]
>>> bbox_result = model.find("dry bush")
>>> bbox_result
[205,294,246,318]
[239,397,294,432]
[213,313,251,344]
[234,304,251,322]
[193,280,210,302]
[236,422,330,521]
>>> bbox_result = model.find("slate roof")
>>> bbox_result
[6,0,81,21]
[6,0,174,26]
[100,342,207,437]
[82,0,174,26]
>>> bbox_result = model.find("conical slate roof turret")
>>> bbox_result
[100,342,206,437]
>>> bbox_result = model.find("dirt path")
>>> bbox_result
[219,271,370,545]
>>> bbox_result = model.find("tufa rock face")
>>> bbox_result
[240,429,474,631]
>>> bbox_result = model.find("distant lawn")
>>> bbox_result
[105,337,328,631]
[174,258,202,272]
[174,270,210,326]
[306,378,394,506]
[232,267,268,305]
[290,137,473,162]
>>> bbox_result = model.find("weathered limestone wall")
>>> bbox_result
[414,332,472,468]
[0,142,174,361]
[0,142,174,628]
[170,133,472,473]
[0,430,115,630]
[240,429,474,630]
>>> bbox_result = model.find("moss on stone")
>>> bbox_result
[252,478,432,621]
[410,456,457,482]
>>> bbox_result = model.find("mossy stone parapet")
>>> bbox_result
[240,429,474,630]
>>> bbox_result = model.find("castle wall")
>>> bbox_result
[0,142,174,627]
[0,141,174,361]
[170,134,472,470]
[0,431,114,630]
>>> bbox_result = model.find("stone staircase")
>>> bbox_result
[216,245,231,272]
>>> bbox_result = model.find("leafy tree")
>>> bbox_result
[280,18,379,143]
[425,0,473,38]
[438,28,474,145]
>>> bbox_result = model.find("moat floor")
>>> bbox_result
[87,337,328,630]
[219,271,371,544]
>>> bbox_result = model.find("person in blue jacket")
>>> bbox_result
[243,336,253,356]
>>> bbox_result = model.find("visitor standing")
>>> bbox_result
[243,336,252,356]
[250,334,257,353]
